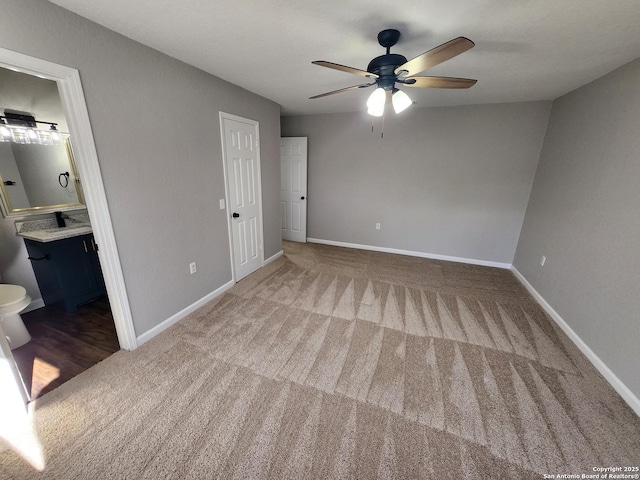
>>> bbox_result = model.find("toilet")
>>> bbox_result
[0,282,32,350]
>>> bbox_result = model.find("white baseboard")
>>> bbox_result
[511,266,640,417]
[306,238,512,269]
[264,249,284,266]
[23,298,45,314]
[136,279,235,346]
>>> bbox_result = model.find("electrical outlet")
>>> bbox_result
[376,223,381,230]
[540,255,546,266]
[189,262,197,274]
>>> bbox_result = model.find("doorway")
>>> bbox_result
[280,137,308,242]
[0,47,135,404]
[220,112,264,282]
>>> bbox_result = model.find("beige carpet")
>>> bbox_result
[1,241,639,479]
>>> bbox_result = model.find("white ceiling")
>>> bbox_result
[50,0,640,116]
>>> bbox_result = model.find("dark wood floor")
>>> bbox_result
[12,296,119,400]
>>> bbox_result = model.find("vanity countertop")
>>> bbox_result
[18,225,93,242]
[16,213,93,243]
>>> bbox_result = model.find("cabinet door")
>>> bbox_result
[25,240,62,307]
[54,235,101,305]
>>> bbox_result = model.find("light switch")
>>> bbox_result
[219,199,225,210]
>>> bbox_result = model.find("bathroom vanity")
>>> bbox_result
[17,215,106,312]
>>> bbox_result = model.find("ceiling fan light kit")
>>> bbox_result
[366,87,413,116]
[311,29,477,117]
[391,89,412,114]
[366,88,386,117]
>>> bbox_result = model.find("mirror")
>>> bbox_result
[0,66,85,218]
[0,137,84,217]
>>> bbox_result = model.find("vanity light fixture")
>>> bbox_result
[0,113,63,145]
[0,120,12,142]
[37,125,62,145]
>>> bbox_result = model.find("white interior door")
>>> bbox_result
[280,137,308,242]
[221,113,263,281]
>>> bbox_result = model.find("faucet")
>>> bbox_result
[54,211,66,228]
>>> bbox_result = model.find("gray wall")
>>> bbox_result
[513,58,640,398]
[0,0,281,337]
[0,143,30,209]
[282,102,551,264]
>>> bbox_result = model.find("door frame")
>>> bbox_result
[219,112,265,282]
[0,47,137,351]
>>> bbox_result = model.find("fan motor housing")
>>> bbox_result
[367,54,408,88]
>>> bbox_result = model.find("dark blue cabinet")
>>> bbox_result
[25,234,106,312]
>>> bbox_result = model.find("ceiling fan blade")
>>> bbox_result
[395,37,475,77]
[404,76,477,89]
[309,83,374,99]
[312,61,378,78]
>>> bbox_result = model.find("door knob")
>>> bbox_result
[300,196,306,200]
[232,212,240,218]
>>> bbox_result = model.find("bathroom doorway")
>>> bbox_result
[0,47,136,403]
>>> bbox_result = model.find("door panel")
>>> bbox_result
[233,159,244,207]
[238,220,247,264]
[222,115,263,281]
[280,137,308,242]
[247,159,256,205]
[291,203,301,231]
[281,201,287,229]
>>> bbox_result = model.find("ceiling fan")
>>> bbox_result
[310,29,477,116]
